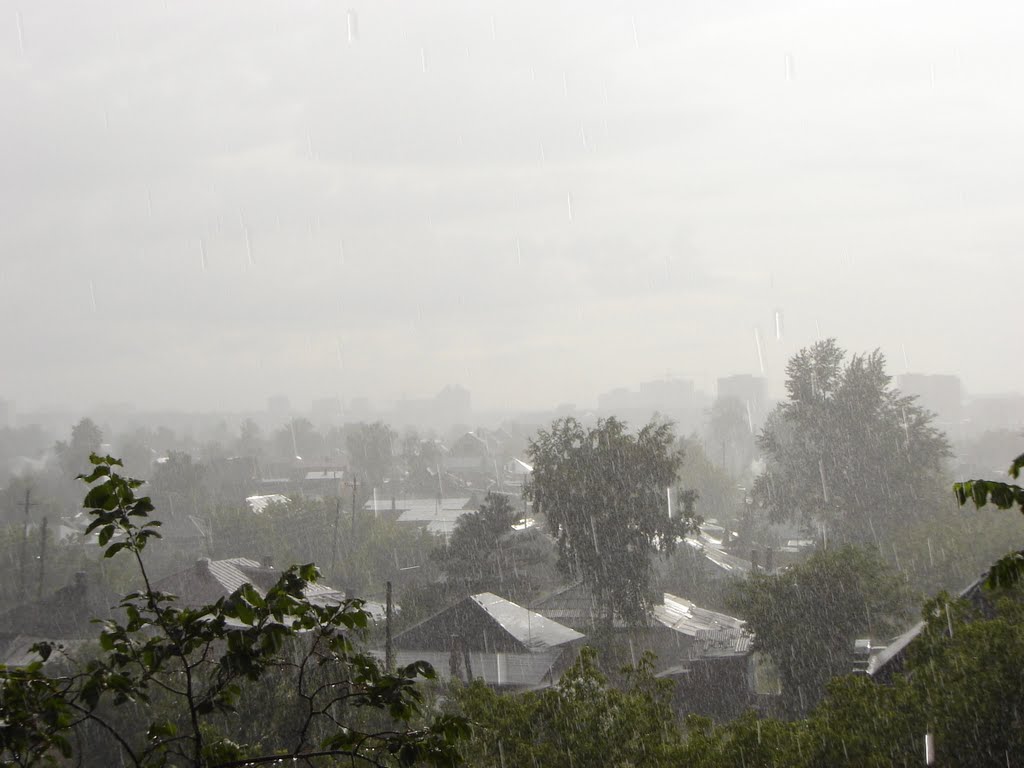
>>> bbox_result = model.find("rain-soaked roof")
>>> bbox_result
[392,592,584,656]
[652,593,746,637]
[245,494,289,514]
[470,592,584,651]
[152,557,354,611]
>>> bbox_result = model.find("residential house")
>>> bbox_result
[533,582,758,718]
[390,592,584,689]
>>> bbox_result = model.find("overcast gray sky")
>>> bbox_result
[2,0,1022,414]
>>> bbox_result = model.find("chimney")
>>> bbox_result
[765,547,775,573]
[196,557,211,572]
[751,549,760,572]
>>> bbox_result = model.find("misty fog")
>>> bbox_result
[3,2,1024,767]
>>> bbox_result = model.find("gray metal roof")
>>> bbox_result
[470,592,584,651]
[652,593,746,637]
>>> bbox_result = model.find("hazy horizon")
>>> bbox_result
[4,1,1023,414]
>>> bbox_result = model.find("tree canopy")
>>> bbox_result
[524,417,696,627]
[755,339,951,545]
[728,545,910,716]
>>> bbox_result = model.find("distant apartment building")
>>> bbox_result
[596,378,707,433]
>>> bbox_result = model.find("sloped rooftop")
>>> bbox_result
[470,592,584,651]
[653,593,746,637]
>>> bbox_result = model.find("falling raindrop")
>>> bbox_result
[631,16,639,48]
[15,10,25,55]
[346,9,358,43]
[539,140,546,165]
[753,327,765,374]
[146,189,154,218]
[580,122,588,149]
[562,71,568,97]
[89,281,98,312]
[774,309,783,341]
[784,52,796,82]
[199,240,208,271]
[421,48,427,74]
[515,238,522,265]
[244,226,254,266]
[566,192,574,222]
[490,14,497,41]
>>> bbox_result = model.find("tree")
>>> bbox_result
[524,417,696,627]
[347,423,397,493]
[954,451,1024,587]
[0,455,468,767]
[55,418,103,480]
[148,451,208,525]
[706,396,756,478]
[453,647,682,767]
[755,339,951,546]
[272,418,323,462]
[432,492,556,604]
[728,546,910,716]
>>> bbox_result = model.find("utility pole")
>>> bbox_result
[350,476,358,541]
[18,489,38,600]
[385,580,393,672]
[330,497,341,573]
[37,517,48,600]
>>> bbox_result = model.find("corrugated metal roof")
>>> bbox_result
[245,494,289,514]
[470,593,584,651]
[693,627,754,658]
[653,593,746,637]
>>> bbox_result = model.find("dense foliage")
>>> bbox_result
[430,492,557,604]
[755,339,951,545]
[525,417,696,627]
[454,647,682,768]
[728,546,911,715]
[0,456,468,767]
